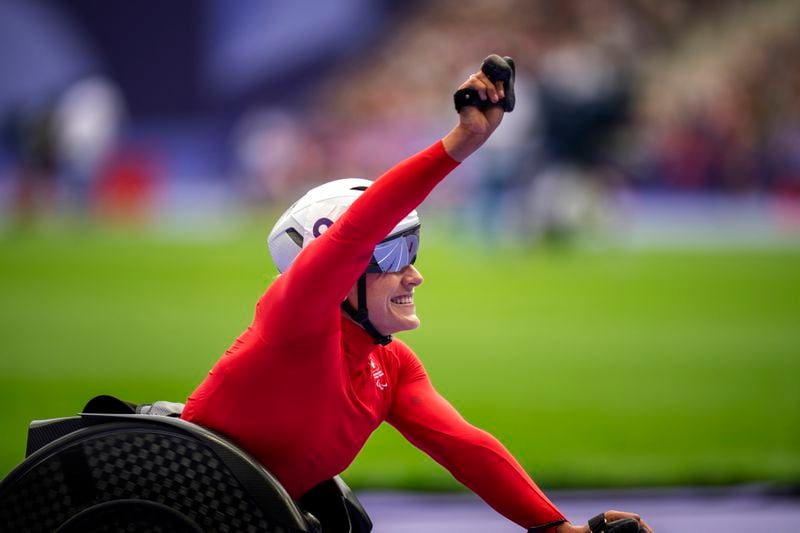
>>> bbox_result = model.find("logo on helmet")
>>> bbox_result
[312,217,334,238]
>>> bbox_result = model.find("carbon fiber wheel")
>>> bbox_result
[0,416,311,533]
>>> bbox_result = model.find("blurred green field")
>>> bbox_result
[1,221,799,491]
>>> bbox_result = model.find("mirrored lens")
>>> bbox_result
[367,226,420,273]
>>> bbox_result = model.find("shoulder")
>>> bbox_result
[378,337,427,383]
[380,336,418,364]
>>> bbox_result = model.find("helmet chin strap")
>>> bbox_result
[341,273,393,346]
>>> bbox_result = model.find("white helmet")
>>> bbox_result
[268,178,420,274]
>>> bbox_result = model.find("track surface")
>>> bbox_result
[357,486,800,532]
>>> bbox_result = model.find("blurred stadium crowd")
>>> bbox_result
[1,0,799,240]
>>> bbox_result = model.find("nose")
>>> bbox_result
[402,265,423,288]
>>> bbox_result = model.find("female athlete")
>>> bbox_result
[183,56,653,533]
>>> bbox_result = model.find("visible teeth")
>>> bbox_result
[391,295,413,305]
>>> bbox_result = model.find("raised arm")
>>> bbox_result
[255,62,509,342]
[256,141,458,342]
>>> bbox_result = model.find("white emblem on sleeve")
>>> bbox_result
[369,357,388,391]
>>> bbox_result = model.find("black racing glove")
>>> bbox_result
[589,513,644,533]
[454,54,516,113]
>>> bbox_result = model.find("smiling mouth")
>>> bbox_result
[390,294,414,305]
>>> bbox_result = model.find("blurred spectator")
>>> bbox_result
[5,101,59,228]
[54,76,124,213]
[522,38,633,243]
[468,72,540,245]
[232,108,311,202]
[2,77,124,228]
[93,146,161,224]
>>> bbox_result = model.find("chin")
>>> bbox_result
[383,315,420,335]
[399,316,421,332]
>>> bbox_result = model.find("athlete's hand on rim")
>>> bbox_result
[552,510,654,533]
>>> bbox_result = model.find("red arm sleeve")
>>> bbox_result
[255,141,459,344]
[387,348,566,530]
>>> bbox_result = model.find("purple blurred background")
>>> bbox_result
[1,0,799,244]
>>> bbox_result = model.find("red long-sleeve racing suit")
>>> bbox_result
[182,140,566,530]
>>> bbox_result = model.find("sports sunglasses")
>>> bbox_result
[366,224,420,273]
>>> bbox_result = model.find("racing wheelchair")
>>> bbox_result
[0,396,372,533]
